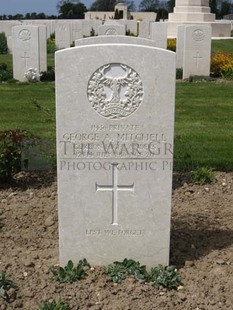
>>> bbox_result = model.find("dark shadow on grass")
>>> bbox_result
[170,218,233,267]
[0,170,56,190]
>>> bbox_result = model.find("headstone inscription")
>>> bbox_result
[56,42,176,268]
[183,25,211,79]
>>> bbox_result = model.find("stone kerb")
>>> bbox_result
[56,43,176,268]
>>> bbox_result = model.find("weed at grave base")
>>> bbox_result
[50,259,90,283]
[0,271,17,302]
[38,299,70,310]
[191,167,215,184]
[106,258,181,290]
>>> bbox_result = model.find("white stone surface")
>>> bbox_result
[176,25,187,68]
[55,22,72,49]
[56,43,176,268]
[150,22,168,49]
[118,20,138,36]
[183,25,211,79]
[98,23,126,36]
[38,25,47,72]
[12,25,47,81]
[75,35,157,47]
[138,21,151,39]
[82,20,102,36]
[72,21,83,41]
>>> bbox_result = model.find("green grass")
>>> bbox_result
[174,81,233,171]
[211,39,233,54]
[0,81,232,171]
[0,53,55,71]
[0,39,233,171]
[0,83,55,140]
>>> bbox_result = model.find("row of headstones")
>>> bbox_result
[11,22,211,82]
[1,19,139,52]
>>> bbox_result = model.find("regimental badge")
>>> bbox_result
[87,63,143,120]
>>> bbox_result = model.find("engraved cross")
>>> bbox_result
[96,163,134,225]
[193,51,203,68]
[21,52,30,68]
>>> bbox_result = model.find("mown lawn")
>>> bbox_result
[0,39,233,171]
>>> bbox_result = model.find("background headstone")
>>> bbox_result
[138,21,151,39]
[55,22,72,49]
[56,42,176,268]
[12,25,47,81]
[75,35,157,47]
[183,25,212,79]
[98,22,126,36]
[150,22,168,49]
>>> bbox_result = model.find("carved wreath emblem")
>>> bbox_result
[87,63,143,119]
[105,28,118,35]
[192,29,205,42]
[18,29,31,41]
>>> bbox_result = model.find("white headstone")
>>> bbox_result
[55,22,72,49]
[72,21,83,41]
[56,42,176,268]
[176,25,186,68]
[138,21,151,39]
[98,23,126,36]
[150,22,168,49]
[12,25,47,81]
[183,25,211,79]
[82,20,102,37]
[75,35,157,47]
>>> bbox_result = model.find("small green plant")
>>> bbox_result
[0,62,13,82]
[167,38,176,52]
[0,129,37,181]
[47,33,57,54]
[145,265,181,289]
[0,32,8,54]
[176,68,183,79]
[38,300,70,310]
[107,259,181,289]
[191,167,215,184]
[107,258,146,283]
[90,27,96,37]
[40,66,55,82]
[50,259,90,283]
[0,271,17,301]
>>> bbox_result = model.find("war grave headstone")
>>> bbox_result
[98,21,126,36]
[150,22,168,49]
[72,21,83,41]
[118,20,138,36]
[75,35,157,47]
[138,21,151,39]
[183,25,211,79]
[82,20,102,37]
[176,25,186,68]
[56,41,176,268]
[55,22,72,49]
[12,25,47,81]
